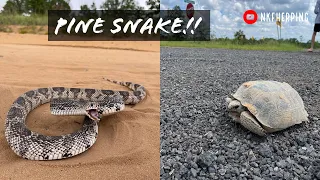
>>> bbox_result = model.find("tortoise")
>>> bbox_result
[225,80,309,136]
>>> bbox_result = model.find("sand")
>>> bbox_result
[0,32,160,179]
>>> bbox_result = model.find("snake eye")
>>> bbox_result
[90,103,94,107]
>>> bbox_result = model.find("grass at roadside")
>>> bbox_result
[0,14,48,25]
[160,41,308,52]
[0,14,48,34]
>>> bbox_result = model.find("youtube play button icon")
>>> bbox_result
[243,9,258,24]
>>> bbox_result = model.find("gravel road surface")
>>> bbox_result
[160,47,320,180]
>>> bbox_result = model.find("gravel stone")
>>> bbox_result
[277,160,287,168]
[197,151,214,168]
[218,168,226,175]
[191,168,197,177]
[205,131,214,139]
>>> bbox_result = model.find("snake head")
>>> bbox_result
[51,97,124,121]
[85,102,102,121]
[84,96,125,121]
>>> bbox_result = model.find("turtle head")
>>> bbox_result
[226,96,247,122]
[227,99,246,113]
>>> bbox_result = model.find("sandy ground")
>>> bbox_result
[0,32,160,179]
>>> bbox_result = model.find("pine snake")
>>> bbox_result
[5,79,146,160]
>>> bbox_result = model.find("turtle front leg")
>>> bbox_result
[239,111,267,136]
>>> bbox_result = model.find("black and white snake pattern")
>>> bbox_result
[4,79,146,160]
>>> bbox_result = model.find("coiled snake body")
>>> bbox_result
[4,79,146,160]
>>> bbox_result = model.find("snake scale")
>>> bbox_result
[4,79,146,160]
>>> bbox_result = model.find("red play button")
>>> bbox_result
[243,9,258,24]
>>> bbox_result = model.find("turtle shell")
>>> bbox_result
[232,80,308,130]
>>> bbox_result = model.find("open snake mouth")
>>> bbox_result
[86,109,101,121]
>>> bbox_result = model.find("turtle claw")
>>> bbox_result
[240,111,267,136]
